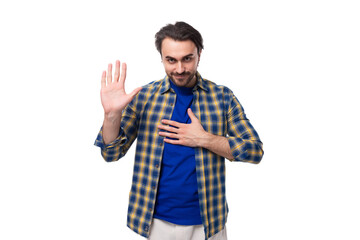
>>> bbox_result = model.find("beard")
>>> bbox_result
[169,71,197,88]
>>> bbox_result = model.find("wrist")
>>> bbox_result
[197,131,214,148]
[104,111,122,126]
[104,110,122,120]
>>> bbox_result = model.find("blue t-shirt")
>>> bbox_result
[153,79,202,225]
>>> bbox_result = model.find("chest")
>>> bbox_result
[140,91,227,136]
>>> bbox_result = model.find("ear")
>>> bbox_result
[197,50,202,66]
[160,54,164,64]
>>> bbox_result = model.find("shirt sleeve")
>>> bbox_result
[226,92,264,163]
[94,97,139,162]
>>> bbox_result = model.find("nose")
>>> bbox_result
[175,61,184,74]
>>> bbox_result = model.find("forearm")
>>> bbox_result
[102,112,122,145]
[198,132,234,160]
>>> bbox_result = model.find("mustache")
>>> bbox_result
[171,72,191,76]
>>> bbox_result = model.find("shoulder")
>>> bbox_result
[202,77,235,97]
[201,78,241,112]
[139,79,162,92]
[141,78,164,89]
[129,78,167,109]
[138,78,165,95]
[132,79,165,102]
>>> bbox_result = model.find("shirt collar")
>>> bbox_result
[160,72,209,94]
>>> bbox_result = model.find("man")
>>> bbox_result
[95,22,264,240]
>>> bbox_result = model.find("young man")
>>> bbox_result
[95,22,264,240]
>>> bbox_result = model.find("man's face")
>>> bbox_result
[161,37,201,88]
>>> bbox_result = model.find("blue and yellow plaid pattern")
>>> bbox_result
[94,72,263,239]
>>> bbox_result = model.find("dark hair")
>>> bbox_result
[155,21,204,55]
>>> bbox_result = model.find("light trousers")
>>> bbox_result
[148,218,227,240]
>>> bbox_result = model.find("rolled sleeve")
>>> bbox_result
[94,127,128,162]
[228,136,263,163]
[226,94,264,163]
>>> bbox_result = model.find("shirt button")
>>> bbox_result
[170,103,174,106]
[144,225,149,232]
[152,186,156,190]
[149,208,152,212]
[159,142,163,147]
[155,164,159,168]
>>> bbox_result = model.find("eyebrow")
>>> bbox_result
[165,54,194,60]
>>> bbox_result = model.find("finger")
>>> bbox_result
[114,60,120,82]
[107,63,113,84]
[161,119,182,128]
[101,71,106,88]
[187,108,198,122]
[158,124,179,133]
[158,131,179,139]
[119,62,127,85]
[163,138,180,145]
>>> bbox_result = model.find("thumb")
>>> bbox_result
[187,108,198,122]
[129,87,142,98]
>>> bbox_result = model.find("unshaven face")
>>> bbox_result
[161,37,201,88]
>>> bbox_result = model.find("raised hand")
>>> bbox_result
[101,60,142,115]
[100,60,142,144]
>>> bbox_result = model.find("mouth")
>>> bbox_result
[172,72,190,80]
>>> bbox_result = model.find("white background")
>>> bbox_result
[1,0,359,239]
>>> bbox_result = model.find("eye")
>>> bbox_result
[184,56,192,62]
[167,58,176,64]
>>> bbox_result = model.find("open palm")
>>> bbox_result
[100,60,142,115]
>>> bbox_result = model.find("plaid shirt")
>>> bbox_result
[94,73,264,239]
